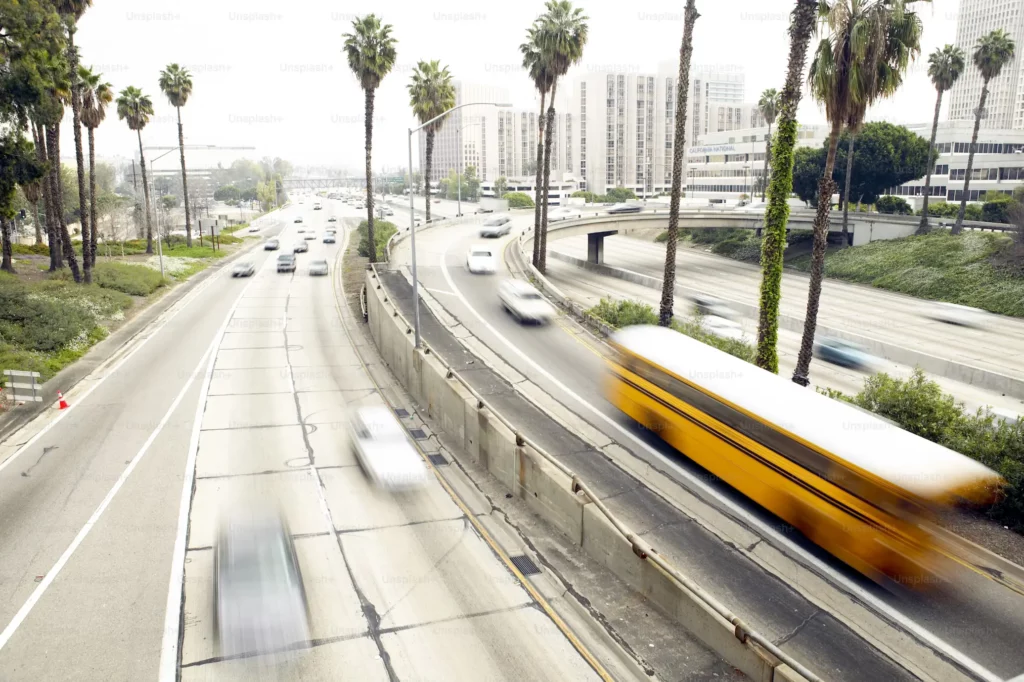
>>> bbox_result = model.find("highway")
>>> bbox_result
[387,208,1024,681]
[0,198,638,681]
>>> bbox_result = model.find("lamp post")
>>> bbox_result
[742,164,751,205]
[457,121,482,217]
[407,101,511,349]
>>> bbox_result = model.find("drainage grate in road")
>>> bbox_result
[394,408,410,418]
[409,428,428,440]
[509,554,541,576]
[428,454,448,466]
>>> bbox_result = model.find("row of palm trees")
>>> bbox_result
[340,1,1015,388]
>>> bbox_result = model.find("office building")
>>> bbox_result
[947,0,1024,129]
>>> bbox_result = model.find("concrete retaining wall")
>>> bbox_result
[365,267,811,682]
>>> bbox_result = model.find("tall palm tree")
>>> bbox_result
[408,60,455,226]
[757,88,780,202]
[919,45,965,233]
[534,0,588,274]
[658,0,700,327]
[80,67,112,267]
[159,64,195,247]
[116,86,155,254]
[758,0,819,373]
[343,14,397,263]
[521,24,555,268]
[792,0,923,387]
[954,29,1015,234]
[839,131,856,245]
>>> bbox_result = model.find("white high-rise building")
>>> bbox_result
[947,0,1024,129]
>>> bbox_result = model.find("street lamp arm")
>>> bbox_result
[411,101,512,134]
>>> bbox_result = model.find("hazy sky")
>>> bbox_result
[66,0,963,174]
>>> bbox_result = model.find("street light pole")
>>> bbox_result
[406,101,510,349]
[457,121,482,218]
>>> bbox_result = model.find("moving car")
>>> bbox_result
[548,206,582,222]
[702,315,745,342]
[355,203,364,210]
[349,406,428,490]
[607,203,642,214]
[689,294,736,320]
[929,302,988,328]
[308,259,329,276]
[323,233,336,244]
[294,216,303,223]
[466,245,496,274]
[303,231,316,240]
[498,279,555,324]
[383,207,394,216]
[813,336,872,370]
[231,261,255,278]
[264,239,280,251]
[247,225,260,233]
[293,241,308,253]
[214,505,310,660]
[328,216,337,222]
[479,216,512,238]
[277,253,296,273]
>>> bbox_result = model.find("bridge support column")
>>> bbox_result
[587,233,605,264]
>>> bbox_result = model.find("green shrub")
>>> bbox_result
[826,369,1024,531]
[0,279,95,352]
[669,317,756,362]
[357,219,397,258]
[982,195,1014,224]
[654,231,669,243]
[876,196,912,215]
[682,227,749,245]
[505,192,535,209]
[92,261,166,296]
[916,202,959,218]
[12,243,50,256]
[965,203,983,221]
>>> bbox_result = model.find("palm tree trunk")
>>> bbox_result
[425,129,434,224]
[38,122,60,271]
[919,89,943,234]
[756,0,817,373]
[532,90,547,268]
[840,134,855,246]
[364,87,376,262]
[761,121,772,202]
[537,80,558,274]
[137,130,154,254]
[792,120,842,387]
[954,81,988,234]
[177,107,193,248]
[659,0,699,327]
[68,26,90,283]
[33,201,42,245]
[1,216,13,273]
[30,123,46,248]
[88,126,98,266]
[49,123,82,282]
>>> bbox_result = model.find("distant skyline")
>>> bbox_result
[64,0,963,171]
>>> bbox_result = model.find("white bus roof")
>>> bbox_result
[610,325,1001,502]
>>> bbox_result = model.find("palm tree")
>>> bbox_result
[658,0,700,327]
[838,132,856,245]
[159,64,195,247]
[343,14,397,263]
[954,29,1015,234]
[80,66,112,267]
[919,45,965,233]
[116,86,155,254]
[792,0,923,387]
[534,0,588,274]
[408,60,456,226]
[757,88,780,202]
[521,24,555,268]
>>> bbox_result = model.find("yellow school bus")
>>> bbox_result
[605,325,1004,587]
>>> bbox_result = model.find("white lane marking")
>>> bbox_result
[0,338,218,654]
[437,242,1003,682]
[425,287,456,297]
[157,280,254,681]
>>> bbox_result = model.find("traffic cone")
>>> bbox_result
[57,391,69,410]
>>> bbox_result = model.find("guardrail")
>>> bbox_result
[367,261,821,682]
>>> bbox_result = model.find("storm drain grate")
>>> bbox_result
[509,554,541,576]
[409,428,428,440]
[394,408,410,418]
[428,454,448,466]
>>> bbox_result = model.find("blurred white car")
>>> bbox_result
[308,259,329,276]
[689,293,736,320]
[479,216,512,238]
[498,279,555,324]
[702,315,745,342]
[548,206,581,221]
[929,302,988,328]
[231,261,255,277]
[303,231,316,240]
[607,203,642,214]
[349,406,428,491]
[466,245,496,274]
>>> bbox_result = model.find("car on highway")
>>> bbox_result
[247,225,260,233]
[308,259,329,276]
[214,505,310,660]
[929,302,988,328]
[466,245,496,274]
[293,241,309,253]
[349,406,428,490]
[328,216,337,222]
[303,231,316,240]
[277,253,296,273]
[498,280,555,324]
[297,228,305,233]
[294,216,303,223]
[813,337,872,370]
[701,315,745,342]
[231,261,255,278]
[689,294,737,320]
[479,216,512,238]
[548,206,582,221]
[383,207,394,216]
[323,233,336,244]
[433,199,441,204]
[264,239,280,251]
[607,203,642,214]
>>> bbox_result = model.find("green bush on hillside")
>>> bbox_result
[92,261,166,296]
[876,196,912,215]
[504,192,534,209]
[357,219,397,259]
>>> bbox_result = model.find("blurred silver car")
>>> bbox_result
[929,302,988,328]
[689,294,736,320]
[499,279,555,324]
[702,315,744,342]
[814,336,871,370]
[607,203,642,214]
[214,506,310,660]
[479,216,512,238]
[308,259,329,276]
[232,261,255,277]
[349,406,428,490]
